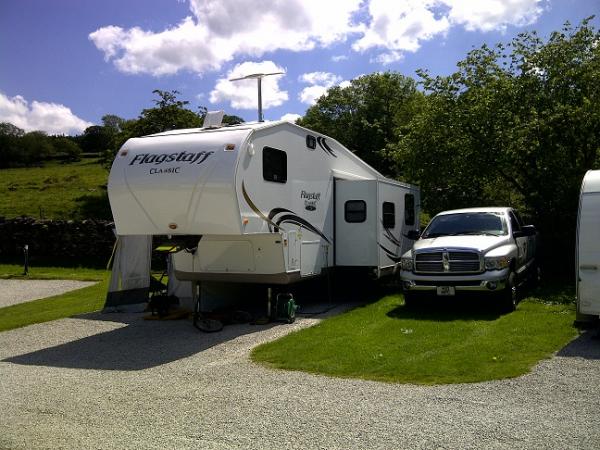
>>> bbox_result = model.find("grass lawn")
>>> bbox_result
[0,265,109,332]
[0,160,108,219]
[252,286,578,384]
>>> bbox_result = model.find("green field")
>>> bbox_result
[0,160,109,219]
[252,287,578,385]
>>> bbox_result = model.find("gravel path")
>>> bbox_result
[0,306,599,449]
[0,280,97,308]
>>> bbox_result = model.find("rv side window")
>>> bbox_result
[404,194,415,226]
[382,202,395,229]
[345,200,366,223]
[263,147,287,183]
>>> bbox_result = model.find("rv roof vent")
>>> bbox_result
[203,110,225,129]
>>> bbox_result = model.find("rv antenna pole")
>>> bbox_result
[229,72,284,122]
[257,77,263,123]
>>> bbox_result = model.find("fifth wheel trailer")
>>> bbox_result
[576,169,600,318]
[108,119,420,288]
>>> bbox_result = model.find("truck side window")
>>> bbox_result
[345,200,366,223]
[405,194,415,226]
[383,202,395,229]
[509,211,521,232]
[263,147,287,183]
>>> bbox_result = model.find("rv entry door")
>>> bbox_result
[335,179,378,267]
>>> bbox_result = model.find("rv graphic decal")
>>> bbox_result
[129,151,214,166]
[379,244,402,262]
[149,167,181,175]
[317,137,337,158]
[242,182,330,243]
[380,222,404,262]
[301,190,321,211]
[382,221,402,247]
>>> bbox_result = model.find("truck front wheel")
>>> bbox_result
[404,291,416,308]
[500,271,518,312]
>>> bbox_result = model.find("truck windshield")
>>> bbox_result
[422,212,507,238]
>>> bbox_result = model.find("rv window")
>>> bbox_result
[405,194,415,226]
[383,202,395,229]
[263,147,287,183]
[345,200,366,223]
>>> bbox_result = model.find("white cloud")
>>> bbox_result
[354,0,543,63]
[280,113,302,122]
[209,61,287,110]
[90,0,362,76]
[90,0,545,76]
[299,72,343,86]
[372,51,405,65]
[331,55,349,62]
[353,0,450,56]
[444,0,545,32]
[0,92,92,135]
[298,71,349,105]
[299,85,330,105]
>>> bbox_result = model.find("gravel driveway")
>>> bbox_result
[0,279,97,308]
[1,304,599,449]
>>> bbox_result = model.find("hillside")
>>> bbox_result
[0,160,111,220]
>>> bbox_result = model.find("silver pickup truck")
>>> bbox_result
[400,207,538,310]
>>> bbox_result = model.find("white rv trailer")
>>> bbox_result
[576,169,600,318]
[108,120,420,286]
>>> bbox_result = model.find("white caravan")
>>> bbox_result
[108,120,420,285]
[576,170,600,318]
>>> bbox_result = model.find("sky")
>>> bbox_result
[0,0,598,135]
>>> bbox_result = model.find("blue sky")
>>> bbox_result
[0,0,598,134]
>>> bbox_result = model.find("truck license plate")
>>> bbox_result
[436,286,455,296]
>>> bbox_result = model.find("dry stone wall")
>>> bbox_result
[0,217,116,267]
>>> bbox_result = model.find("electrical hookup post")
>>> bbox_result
[23,244,29,275]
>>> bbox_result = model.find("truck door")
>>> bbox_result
[335,179,378,267]
[578,191,600,315]
[509,211,528,268]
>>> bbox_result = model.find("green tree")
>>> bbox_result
[298,72,424,175]
[0,122,24,167]
[19,131,55,165]
[395,18,600,276]
[0,122,25,137]
[101,114,125,133]
[51,136,82,162]
[135,89,202,135]
[80,125,114,155]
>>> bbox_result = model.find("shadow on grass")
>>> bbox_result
[387,295,505,322]
[557,330,600,360]
[3,312,277,371]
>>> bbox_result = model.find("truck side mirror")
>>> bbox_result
[521,225,536,236]
[405,229,421,240]
[514,225,536,238]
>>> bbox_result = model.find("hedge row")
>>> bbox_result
[0,217,116,267]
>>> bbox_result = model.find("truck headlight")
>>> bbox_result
[484,256,510,271]
[401,256,413,271]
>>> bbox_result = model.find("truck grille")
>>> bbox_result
[414,251,482,274]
